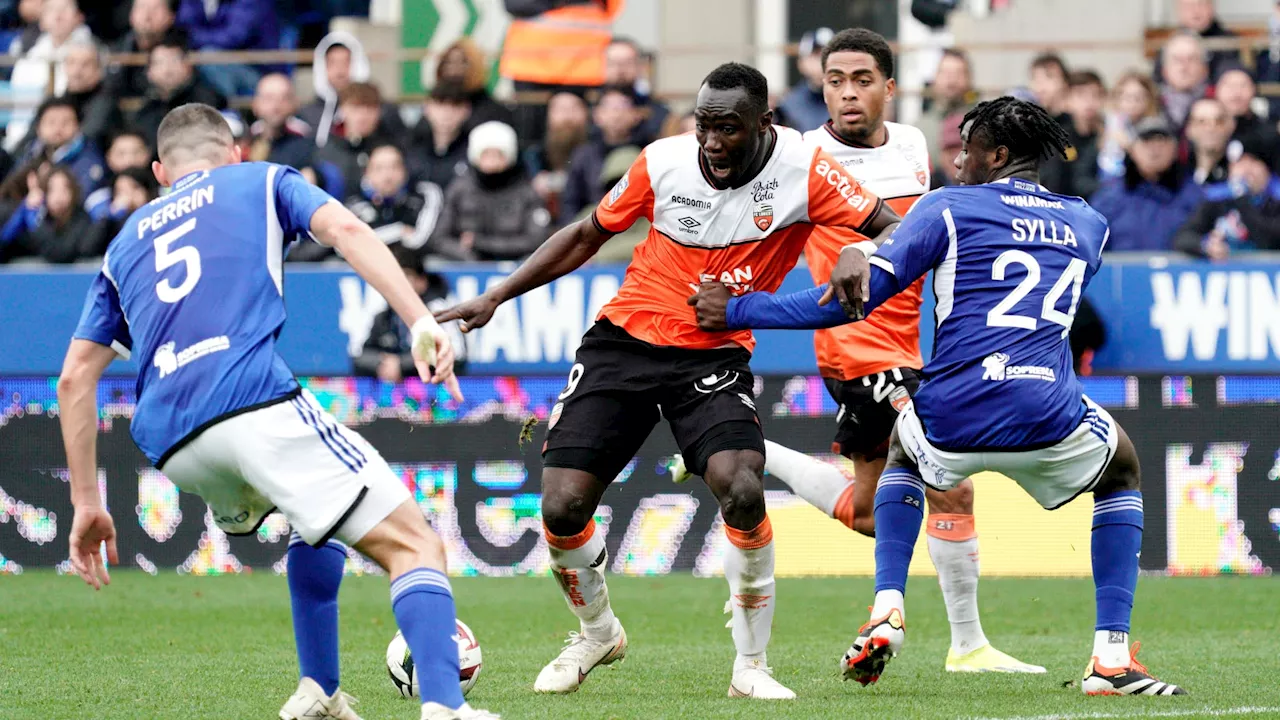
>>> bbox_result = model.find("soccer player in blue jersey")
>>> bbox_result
[56,104,498,720]
[690,97,1184,697]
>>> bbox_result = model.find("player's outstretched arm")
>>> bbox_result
[434,216,613,332]
[57,339,120,590]
[310,202,464,401]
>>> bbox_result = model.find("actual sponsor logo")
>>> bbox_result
[980,352,1056,382]
[813,159,873,212]
[153,336,230,378]
[671,194,712,209]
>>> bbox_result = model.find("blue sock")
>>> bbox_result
[391,568,464,709]
[1092,491,1143,632]
[287,533,347,696]
[873,468,926,594]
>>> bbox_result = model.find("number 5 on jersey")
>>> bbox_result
[155,218,201,303]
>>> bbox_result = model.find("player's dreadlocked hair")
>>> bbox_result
[960,96,1072,164]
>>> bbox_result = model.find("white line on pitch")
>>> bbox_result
[965,706,1280,720]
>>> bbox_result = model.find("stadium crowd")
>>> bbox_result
[0,0,1278,269]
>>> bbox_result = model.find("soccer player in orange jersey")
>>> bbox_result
[684,29,1043,674]
[439,62,899,699]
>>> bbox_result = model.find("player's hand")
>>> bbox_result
[69,505,118,591]
[410,319,465,402]
[687,281,731,331]
[825,245,872,320]
[435,292,501,334]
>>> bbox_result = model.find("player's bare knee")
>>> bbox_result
[706,451,766,529]
[927,480,974,514]
[540,471,601,537]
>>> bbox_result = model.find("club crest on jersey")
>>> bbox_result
[607,172,630,206]
[753,202,773,231]
[889,385,912,413]
[915,169,927,185]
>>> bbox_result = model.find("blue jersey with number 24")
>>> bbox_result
[726,178,1111,451]
[73,162,335,465]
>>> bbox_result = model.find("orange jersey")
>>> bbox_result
[801,121,932,380]
[592,127,883,352]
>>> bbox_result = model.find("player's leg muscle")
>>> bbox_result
[926,478,974,514]
[1091,424,1141,496]
[849,454,882,537]
[352,498,447,576]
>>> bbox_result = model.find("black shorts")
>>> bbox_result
[825,367,922,458]
[544,320,763,481]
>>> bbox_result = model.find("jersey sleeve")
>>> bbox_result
[591,148,654,234]
[806,147,884,232]
[274,165,339,236]
[868,189,954,297]
[72,269,132,359]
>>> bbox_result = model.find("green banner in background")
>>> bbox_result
[400,0,508,97]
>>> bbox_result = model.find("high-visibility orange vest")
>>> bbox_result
[500,0,624,86]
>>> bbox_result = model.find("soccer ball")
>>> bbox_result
[386,619,483,698]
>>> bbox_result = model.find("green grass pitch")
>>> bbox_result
[2,572,1278,719]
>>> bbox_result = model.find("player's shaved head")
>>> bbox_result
[154,103,240,185]
[695,62,773,186]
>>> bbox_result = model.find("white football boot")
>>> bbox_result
[279,677,362,720]
[728,657,796,699]
[420,702,502,720]
[533,620,628,693]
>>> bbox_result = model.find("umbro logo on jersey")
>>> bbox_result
[678,216,701,229]
[671,195,712,209]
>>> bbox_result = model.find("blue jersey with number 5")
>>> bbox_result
[73,162,335,465]
[873,178,1109,450]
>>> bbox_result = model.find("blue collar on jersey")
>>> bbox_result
[990,177,1049,192]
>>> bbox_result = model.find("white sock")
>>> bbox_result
[1093,630,1130,668]
[546,521,617,640]
[764,440,851,517]
[871,589,904,619]
[724,536,776,665]
[927,534,988,654]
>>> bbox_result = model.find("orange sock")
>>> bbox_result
[925,513,977,541]
[724,516,773,549]
[545,518,597,550]
[832,483,857,530]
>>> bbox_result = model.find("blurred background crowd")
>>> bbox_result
[0,0,1277,269]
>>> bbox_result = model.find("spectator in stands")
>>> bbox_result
[560,85,639,223]
[246,72,312,169]
[1042,70,1106,199]
[342,144,442,257]
[429,120,550,261]
[776,27,832,133]
[1028,52,1070,119]
[660,110,695,138]
[591,145,647,263]
[410,83,473,192]
[522,91,589,219]
[1154,0,1239,83]
[104,129,151,174]
[1090,116,1201,252]
[1176,134,1280,259]
[302,31,407,148]
[5,0,44,61]
[1159,32,1209,131]
[1,165,91,262]
[1185,97,1232,185]
[82,165,158,256]
[916,49,975,173]
[62,40,122,150]
[434,37,513,132]
[1215,67,1278,163]
[15,96,105,208]
[132,30,227,148]
[604,36,670,145]
[354,244,467,382]
[930,110,965,188]
[1100,70,1160,178]
[313,81,397,199]
[111,0,175,98]
[5,0,94,152]
[175,0,279,98]
[0,163,46,256]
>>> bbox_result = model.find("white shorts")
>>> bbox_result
[895,395,1118,510]
[160,389,411,546]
